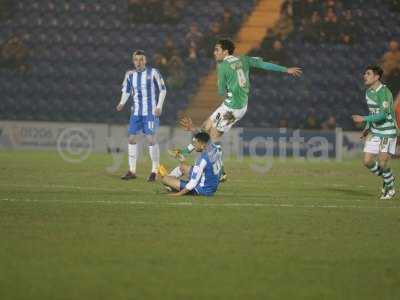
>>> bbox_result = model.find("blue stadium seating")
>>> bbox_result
[0,0,399,129]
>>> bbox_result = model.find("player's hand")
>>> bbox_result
[180,116,195,132]
[155,107,162,117]
[116,103,124,111]
[352,115,364,124]
[287,67,302,77]
[169,188,190,196]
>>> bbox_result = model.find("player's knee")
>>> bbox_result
[145,135,156,146]
[179,165,186,174]
[210,128,222,141]
[128,136,137,144]
[363,156,373,167]
[379,159,389,169]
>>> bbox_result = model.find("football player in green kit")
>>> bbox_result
[170,39,302,181]
[352,65,397,200]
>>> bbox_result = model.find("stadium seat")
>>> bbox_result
[1,0,395,130]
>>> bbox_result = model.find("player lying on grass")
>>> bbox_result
[170,39,302,181]
[158,132,222,196]
[352,65,397,200]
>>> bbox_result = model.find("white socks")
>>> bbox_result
[149,144,160,173]
[129,143,160,174]
[169,166,183,178]
[128,144,137,173]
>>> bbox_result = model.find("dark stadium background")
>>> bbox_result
[1,0,399,130]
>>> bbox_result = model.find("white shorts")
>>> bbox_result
[363,135,397,155]
[209,103,247,132]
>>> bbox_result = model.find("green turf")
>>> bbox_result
[1,150,400,300]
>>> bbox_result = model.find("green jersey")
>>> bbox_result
[217,55,288,109]
[364,83,397,138]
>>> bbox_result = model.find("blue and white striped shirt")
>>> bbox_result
[121,66,166,116]
[185,143,222,196]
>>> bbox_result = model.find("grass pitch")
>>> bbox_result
[1,150,400,300]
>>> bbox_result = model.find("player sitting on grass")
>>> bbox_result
[158,132,222,196]
[352,65,397,200]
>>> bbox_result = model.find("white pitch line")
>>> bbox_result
[1,198,400,210]
[0,183,386,203]
[215,192,369,202]
[0,183,143,193]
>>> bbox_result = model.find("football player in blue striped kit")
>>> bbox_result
[117,50,167,181]
[158,132,222,196]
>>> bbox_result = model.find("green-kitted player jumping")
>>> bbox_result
[170,39,302,180]
[352,65,397,200]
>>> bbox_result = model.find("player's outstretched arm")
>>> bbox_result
[247,56,302,77]
[352,113,386,124]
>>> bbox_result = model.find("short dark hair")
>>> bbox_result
[194,132,210,144]
[366,65,383,79]
[217,38,235,55]
[133,49,146,56]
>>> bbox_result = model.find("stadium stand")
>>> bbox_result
[0,0,256,124]
[0,0,399,130]
[241,0,400,129]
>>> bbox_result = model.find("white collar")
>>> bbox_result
[369,83,384,92]
[375,83,383,92]
[223,55,235,61]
